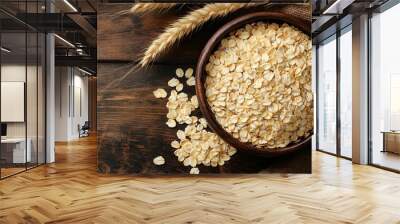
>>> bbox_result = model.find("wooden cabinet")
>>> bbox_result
[382,132,400,154]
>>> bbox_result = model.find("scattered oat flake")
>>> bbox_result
[185,68,194,78]
[164,65,237,169]
[177,130,186,140]
[176,83,184,92]
[153,88,167,98]
[186,76,195,86]
[168,78,180,87]
[176,68,184,78]
[190,167,200,175]
[153,156,165,165]
[171,140,180,149]
[166,119,176,128]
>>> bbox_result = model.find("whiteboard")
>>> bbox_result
[1,82,25,122]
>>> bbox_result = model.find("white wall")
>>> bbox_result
[71,73,89,138]
[54,66,89,141]
[1,65,26,139]
[1,63,46,164]
[55,66,70,141]
[1,64,41,138]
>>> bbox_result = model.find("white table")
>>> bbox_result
[1,138,31,163]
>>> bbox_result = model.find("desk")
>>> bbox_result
[382,131,400,154]
[1,138,31,163]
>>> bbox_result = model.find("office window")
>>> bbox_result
[371,3,400,171]
[317,36,337,154]
[339,27,352,158]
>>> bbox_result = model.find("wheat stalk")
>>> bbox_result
[139,3,261,67]
[130,3,177,15]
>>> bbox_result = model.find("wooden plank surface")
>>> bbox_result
[98,3,309,62]
[97,3,311,174]
[98,4,197,62]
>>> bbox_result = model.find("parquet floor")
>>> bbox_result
[1,135,400,224]
[1,167,26,178]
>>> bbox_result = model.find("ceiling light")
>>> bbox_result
[1,47,11,53]
[63,0,78,12]
[76,48,86,55]
[78,67,93,76]
[323,0,355,15]
[54,34,75,48]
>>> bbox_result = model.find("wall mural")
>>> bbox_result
[97,3,313,175]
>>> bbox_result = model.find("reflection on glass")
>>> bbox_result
[0,0,46,179]
[371,3,400,171]
[1,31,27,177]
[27,31,38,169]
[312,46,317,150]
[340,28,352,158]
[317,36,337,154]
[38,33,46,165]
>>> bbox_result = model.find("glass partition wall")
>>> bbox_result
[316,0,400,171]
[317,35,337,155]
[370,3,400,171]
[316,25,352,159]
[0,1,46,179]
[339,27,352,159]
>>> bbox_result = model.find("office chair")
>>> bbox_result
[79,121,90,138]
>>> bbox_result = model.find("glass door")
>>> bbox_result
[316,25,353,160]
[370,3,400,171]
[339,26,352,158]
[317,35,337,154]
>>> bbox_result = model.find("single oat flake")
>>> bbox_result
[153,88,167,98]
[153,156,165,165]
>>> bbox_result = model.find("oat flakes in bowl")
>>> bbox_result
[195,12,313,156]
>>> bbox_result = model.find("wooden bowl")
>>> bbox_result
[195,11,312,157]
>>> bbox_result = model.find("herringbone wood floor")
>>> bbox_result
[0,136,399,224]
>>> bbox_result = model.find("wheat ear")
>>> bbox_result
[130,3,177,15]
[139,3,260,67]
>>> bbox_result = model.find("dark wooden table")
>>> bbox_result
[97,3,311,174]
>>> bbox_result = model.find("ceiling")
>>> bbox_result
[0,0,97,74]
[1,32,46,64]
[312,0,391,43]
